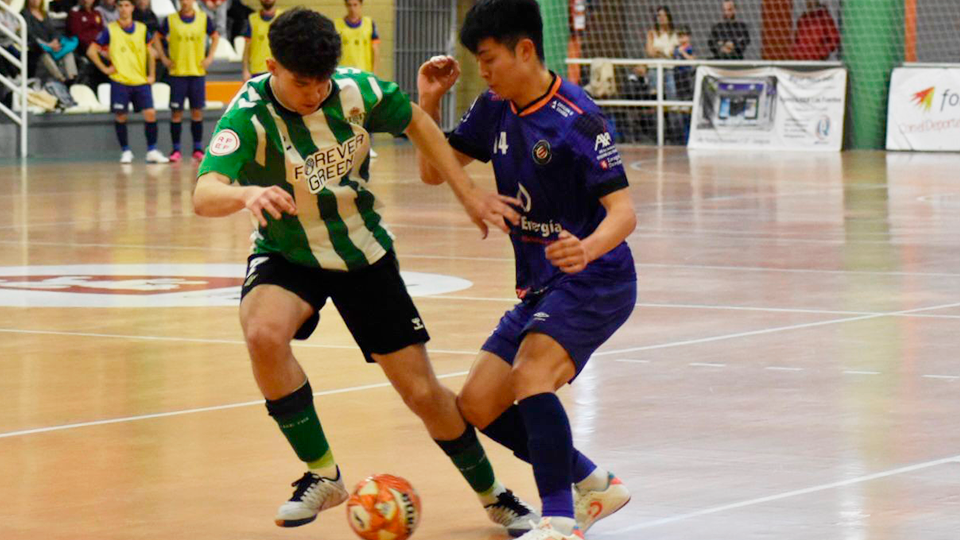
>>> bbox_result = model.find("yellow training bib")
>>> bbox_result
[107,21,148,86]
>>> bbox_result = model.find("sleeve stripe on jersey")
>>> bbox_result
[251,114,267,166]
[366,76,383,106]
[225,81,252,112]
[595,175,629,198]
[555,93,584,115]
[338,77,366,115]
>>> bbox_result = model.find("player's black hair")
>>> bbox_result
[268,8,341,81]
[459,0,545,62]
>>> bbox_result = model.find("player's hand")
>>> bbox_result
[243,185,298,227]
[161,57,173,69]
[242,68,251,82]
[417,55,460,100]
[545,230,590,274]
[104,65,117,76]
[146,75,156,84]
[202,57,213,70]
[462,187,521,239]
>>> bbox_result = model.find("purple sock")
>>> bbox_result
[170,121,182,151]
[191,120,203,151]
[481,404,597,482]
[114,121,129,150]
[518,393,574,519]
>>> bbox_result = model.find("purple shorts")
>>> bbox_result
[169,76,206,110]
[481,275,636,380]
[110,82,153,113]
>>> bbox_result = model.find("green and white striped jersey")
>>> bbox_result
[198,68,413,271]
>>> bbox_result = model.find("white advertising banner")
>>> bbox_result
[886,67,960,151]
[689,66,847,152]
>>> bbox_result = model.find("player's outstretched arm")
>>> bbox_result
[406,104,521,239]
[194,171,297,227]
[546,189,637,274]
[415,55,468,185]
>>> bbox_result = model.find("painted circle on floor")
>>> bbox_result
[0,264,472,308]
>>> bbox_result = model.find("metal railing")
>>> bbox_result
[566,58,843,146]
[0,0,27,158]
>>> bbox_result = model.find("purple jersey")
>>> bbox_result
[449,74,635,297]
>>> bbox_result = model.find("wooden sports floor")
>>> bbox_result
[0,145,958,540]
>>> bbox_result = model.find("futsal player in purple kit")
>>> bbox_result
[416,1,636,538]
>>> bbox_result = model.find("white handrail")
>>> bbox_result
[566,58,843,68]
[567,57,843,146]
[902,62,960,69]
[0,0,27,158]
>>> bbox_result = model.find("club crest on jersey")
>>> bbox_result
[346,106,366,126]
[532,140,552,165]
[293,133,366,194]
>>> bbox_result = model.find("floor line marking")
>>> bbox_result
[765,366,804,372]
[0,328,477,356]
[599,455,960,535]
[0,371,470,440]
[689,362,727,368]
[843,370,881,375]
[593,301,960,357]
[923,375,960,380]
[615,359,651,364]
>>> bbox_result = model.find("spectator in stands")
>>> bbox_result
[23,0,79,84]
[133,0,159,35]
[645,5,678,61]
[673,26,695,99]
[791,0,839,61]
[644,6,678,102]
[199,0,228,39]
[1,0,20,96]
[709,0,750,60]
[67,0,103,54]
[673,26,695,143]
[97,0,119,26]
[87,0,168,163]
[240,0,279,81]
[156,0,218,162]
[1,0,20,55]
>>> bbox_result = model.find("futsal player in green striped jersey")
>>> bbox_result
[193,9,539,535]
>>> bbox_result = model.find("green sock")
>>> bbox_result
[265,380,336,473]
[435,426,497,496]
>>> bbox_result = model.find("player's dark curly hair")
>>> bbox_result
[459,0,545,62]
[268,8,341,80]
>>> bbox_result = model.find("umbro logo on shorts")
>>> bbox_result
[533,312,550,321]
[411,317,424,330]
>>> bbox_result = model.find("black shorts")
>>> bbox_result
[240,250,430,362]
